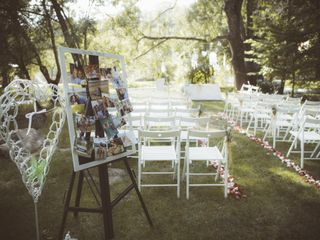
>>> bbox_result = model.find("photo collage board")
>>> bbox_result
[59,47,136,171]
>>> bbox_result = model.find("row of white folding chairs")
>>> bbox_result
[125,115,209,139]
[242,104,320,168]
[137,128,229,199]
[130,106,201,118]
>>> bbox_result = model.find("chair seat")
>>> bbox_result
[187,147,223,161]
[290,131,320,141]
[141,146,177,161]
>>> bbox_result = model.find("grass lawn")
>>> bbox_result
[1,101,320,240]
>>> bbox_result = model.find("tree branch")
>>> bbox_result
[134,39,168,60]
[150,0,177,24]
[138,34,229,44]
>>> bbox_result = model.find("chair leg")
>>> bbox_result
[287,137,297,157]
[186,158,190,199]
[224,167,228,198]
[177,160,180,198]
[246,115,253,133]
[138,159,142,191]
[300,139,304,168]
[263,124,270,142]
[182,157,186,182]
[254,117,258,136]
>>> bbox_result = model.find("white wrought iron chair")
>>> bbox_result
[138,129,181,197]
[185,129,228,199]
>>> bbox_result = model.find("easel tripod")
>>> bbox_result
[58,157,153,240]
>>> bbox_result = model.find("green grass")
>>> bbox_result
[1,101,320,240]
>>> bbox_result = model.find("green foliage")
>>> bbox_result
[248,0,320,93]
[187,65,213,84]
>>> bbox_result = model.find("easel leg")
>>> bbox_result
[124,158,153,226]
[74,171,84,217]
[59,171,76,240]
[98,164,114,239]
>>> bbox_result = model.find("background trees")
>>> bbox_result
[0,0,319,93]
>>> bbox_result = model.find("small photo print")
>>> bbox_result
[75,137,93,157]
[91,100,108,120]
[116,88,128,101]
[118,99,133,116]
[119,131,137,147]
[112,115,126,128]
[88,80,109,100]
[100,68,113,81]
[70,63,86,85]
[100,116,119,139]
[75,114,95,133]
[107,137,125,156]
[102,96,118,108]
[93,137,108,160]
[70,93,87,105]
[111,67,124,88]
[84,64,100,80]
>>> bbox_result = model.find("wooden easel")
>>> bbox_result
[58,157,153,240]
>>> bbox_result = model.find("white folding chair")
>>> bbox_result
[287,117,320,168]
[185,129,228,199]
[138,129,181,197]
[263,105,300,148]
[246,102,271,135]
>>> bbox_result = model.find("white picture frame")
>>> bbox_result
[58,46,136,171]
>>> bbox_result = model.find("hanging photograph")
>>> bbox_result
[102,96,118,108]
[107,137,125,156]
[116,88,129,101]
[70,63,86,85]
[69,88,87,105]
[88,80,109,99]
[75,114,95,134]
[93,137,108,160]
[119,131,137,148]
[100,116,119,139]
[84,64,100,80]
[91,99,108,120]
[75,137,93,158]
[100,68,113,81]
[112,115,126,128]
[117,99,133,116]
[111,67,125,88]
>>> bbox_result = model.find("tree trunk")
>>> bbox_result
[224,0,247,90]
[42,0,60,84]
[51,0,82,65]
[245,0,259,86]
[278,79,285,94]
[291,71,295,97]
[1,69,9,88]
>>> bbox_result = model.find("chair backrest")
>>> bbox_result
[147,108,174,117]
[144,115,176,130]
[138,129,181,151]
[174,108,200,118]
[148,102,170,110]
[125,115,142,129]
[138,129,181,139]
[301,116,320,130]
[131,107,147,117]
[178,116,210,130]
